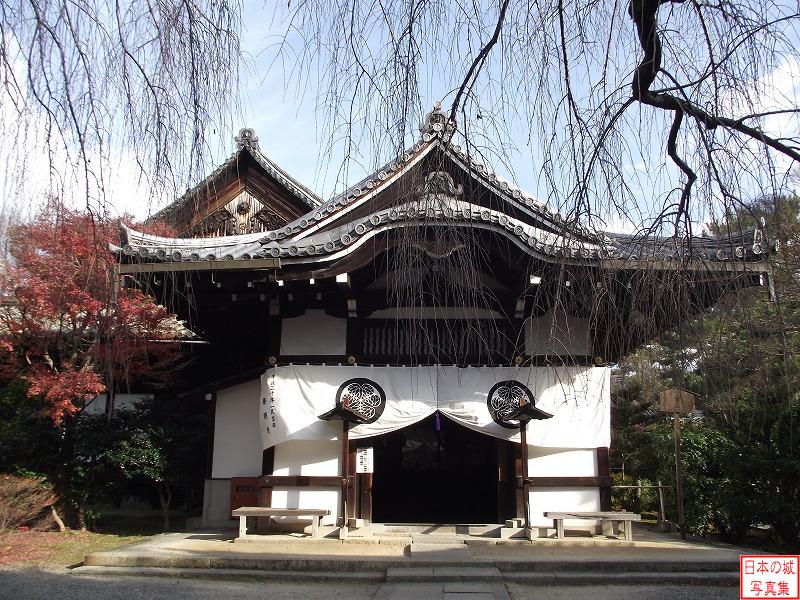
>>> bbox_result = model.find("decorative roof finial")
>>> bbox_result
[420,101,456,140]
[235,127,260,151]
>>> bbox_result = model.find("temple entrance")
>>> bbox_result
[371,413,513,523]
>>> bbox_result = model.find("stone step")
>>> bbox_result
[386,566,502,582]
[375,581,511,600]
[504,571,739,586]
[71,565,738,588]
[410,535,467,544]
[71,566,384,582]
[409,543,472,561]
[83,549,740,574]
[495,559,740,573]
[83,549,739,572]
[372,524,501,536]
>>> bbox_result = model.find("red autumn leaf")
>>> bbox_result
[0,198,183,424]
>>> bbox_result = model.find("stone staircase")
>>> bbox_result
[70,526,742,588]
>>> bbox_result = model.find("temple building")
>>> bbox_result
[116,105,773,536]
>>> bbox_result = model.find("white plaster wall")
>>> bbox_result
[83,393,151,415]
[280,309,346,355]
[529,488,601,528]
[211,379,263,478]
[528,447,597,476]
[527,446,600,528]
[271,440,340,525]
[526,310,591,356]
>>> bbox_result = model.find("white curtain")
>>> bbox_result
[260,364,609,449]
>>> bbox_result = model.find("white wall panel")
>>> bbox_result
[529,488,601,527]
[273,440,340,475]
[526,310,591,356]
[211,379,263,478]
[528,447,597,477]
[271,440,340,525]
[527,446,600,528]
[280,309,346,355]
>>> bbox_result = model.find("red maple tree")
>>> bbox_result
[0,199,183,424]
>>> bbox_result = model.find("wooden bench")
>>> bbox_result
[544,511,641,541]
[232,507,330,539]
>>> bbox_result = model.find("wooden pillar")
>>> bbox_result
[347,441,357,522]
[514,445,525,520]
[520,422,531,529]
[674,413,686,540]
[496,440,507,522]
[258,447,275,532]
[359,472,373,522]
[260,448,275,510]
[340,421,350,526]
[596,447,611,511]
[267,316,282,356]
[346,318,364,356]
[205,395,217,480]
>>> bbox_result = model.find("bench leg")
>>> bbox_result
[624,521,633,541]
[239,515,247,539]
[601,519,614,537]
[554,519,564,539]
[311,516,320,538]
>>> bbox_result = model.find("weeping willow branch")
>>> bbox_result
[629,0,800,209]
[448,0,511,126]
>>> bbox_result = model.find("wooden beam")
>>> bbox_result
[118,258,281,274]
[600,259,770,273]
[187,179,245,229]
[259,475,345,487]
[523,476,612,487]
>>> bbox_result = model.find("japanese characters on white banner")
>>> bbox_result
[260,365,610,449]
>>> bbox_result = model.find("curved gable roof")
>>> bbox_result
[148,128,321,231]
[119,109,775,270]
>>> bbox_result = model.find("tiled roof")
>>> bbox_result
[148,128,321,225]
[119,108,776,269]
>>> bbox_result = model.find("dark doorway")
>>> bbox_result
[371,413,505,523]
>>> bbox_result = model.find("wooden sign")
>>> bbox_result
[659,388,697,413]
[356,447,374,473]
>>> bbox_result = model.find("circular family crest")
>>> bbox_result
[487,381,535,429]
[336,378,386,424]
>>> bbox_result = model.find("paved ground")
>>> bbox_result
[82,524,754,566]
[0,568,739,600]
[507,583,738,599]
[0,524,749,600]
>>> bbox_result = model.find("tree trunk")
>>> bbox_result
[158,482,172,531]
[77,501,87,532]
[54,415,79,529]
[105,388,115,424]
[50,505,66,532]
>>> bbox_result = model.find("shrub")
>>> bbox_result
[0,474,56,531]
[611,472,660,515]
